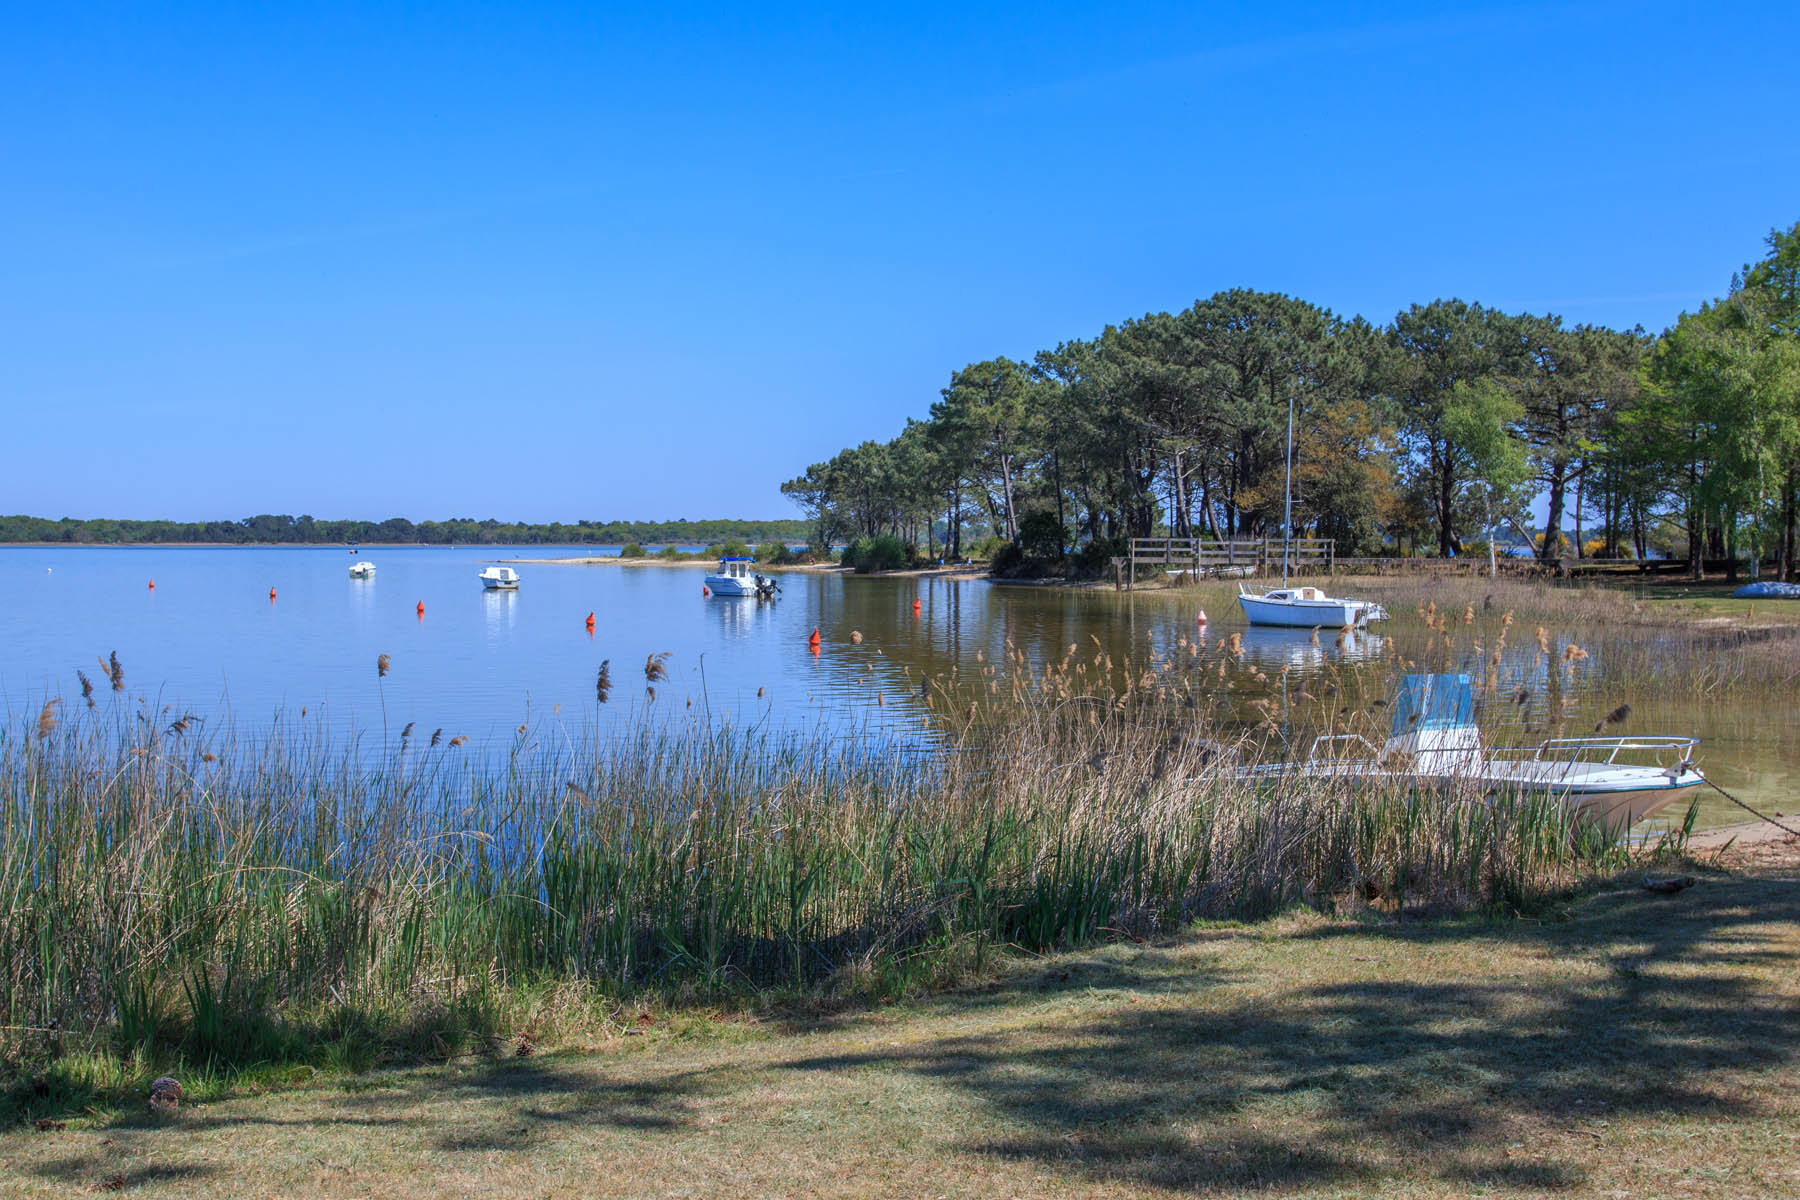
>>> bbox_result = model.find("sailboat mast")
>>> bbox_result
[1282,389,1293,586]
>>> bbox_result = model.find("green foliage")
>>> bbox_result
[1069,535,1126,578]
[1017,512,1065,562]
[618,542,647,558]
[0,694,1636,1112]
[842,534,914,573]
[0,515,814,547]
[755,541,800,566]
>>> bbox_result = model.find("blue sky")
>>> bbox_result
[3,1,1796,523]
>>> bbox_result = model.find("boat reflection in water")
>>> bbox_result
[1229,626,1388,669]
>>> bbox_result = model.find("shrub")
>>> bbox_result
[843,534,914,574]
[618,542,646,558]
[755,541,799,566]
[1069,535,1126,579]
[656,545,686,560]
[972,535,1009,562]
[1018,512,1066,562]
[706,541,753,560]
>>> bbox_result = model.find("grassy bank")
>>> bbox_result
[0,667,1660,1125]
[3,851,1792,1198]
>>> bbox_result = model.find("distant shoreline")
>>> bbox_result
[518,556,993,581]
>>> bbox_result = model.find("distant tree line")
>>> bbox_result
[784,223,1800,579]
[0,514,813,547]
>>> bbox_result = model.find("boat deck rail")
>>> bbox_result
[1305,733,1383,761]
[1489,735,1699,767]
[1302,732,1699,768]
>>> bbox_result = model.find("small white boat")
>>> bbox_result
[1240,673,1704,832]
[1237,584,1387,628]
[705,556,778,598]
[348,561,376,579]
[478,566,520,590]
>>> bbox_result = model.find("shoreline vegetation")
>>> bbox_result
[1,598,1726,1129]
[782,225,1800,585]
[0,515,812,547]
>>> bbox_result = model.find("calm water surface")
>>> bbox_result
[3,546,1792,829]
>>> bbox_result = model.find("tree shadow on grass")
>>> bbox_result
[777,871,1800,1192]
[27,1155,217,1190]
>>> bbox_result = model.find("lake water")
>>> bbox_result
[3,545,1793,830]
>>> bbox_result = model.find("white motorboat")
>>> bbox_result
[348,561,376,579]
[1239,673,1704,832]
[1237,584,1386,627]
[478,566,520,590]
[705,556,778,598]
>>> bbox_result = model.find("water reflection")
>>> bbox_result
[1235,627,1387,669]
[481,588,518,640]
[2,546,1793,830]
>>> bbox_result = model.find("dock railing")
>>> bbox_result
[1117,538,1335,588]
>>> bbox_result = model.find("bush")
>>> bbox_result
[1018,512,1066,562]
[1069,535,1126,579]
[755,541,799,566]
[971,535,1009,562]
[656,545,686,560]
[843,534,915,574]
[618,542,646,558]
[702,541,753,560]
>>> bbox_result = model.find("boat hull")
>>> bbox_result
[1237,595,1379,628]
[705,576,756,596]
[1237,764,1701,834]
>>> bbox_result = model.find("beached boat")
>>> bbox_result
[1239,673,1704,832]
[1237,584,1386,627]
[705,556,778,598]
[348,561,376,579]
[478,566,520,590]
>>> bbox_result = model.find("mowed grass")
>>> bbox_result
[4,853,1795,1199]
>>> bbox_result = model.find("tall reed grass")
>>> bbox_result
[1,652,1648,1116]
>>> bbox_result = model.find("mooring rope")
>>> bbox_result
[1698,775,1800,840]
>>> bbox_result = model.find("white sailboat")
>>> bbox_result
[1237,389,1386,627]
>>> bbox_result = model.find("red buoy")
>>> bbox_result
[703,585,711,597]
[416,600,425,615]
[269,587,276,600]
[147,580,155,590]
[808,627,821,647]
[912,598,921,613]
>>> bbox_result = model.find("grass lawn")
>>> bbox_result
[5,850,1797,1199]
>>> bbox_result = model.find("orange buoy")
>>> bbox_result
[585,611,595,627]
[1196,609,1208,625]
[703,585,710,596]
[269,587,276,600]
[808,627,821,647]
[911,598,921,613]
[416,600,425,615]
[147,580,155,590]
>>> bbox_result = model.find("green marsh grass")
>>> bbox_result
[0,642,1662,1122]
